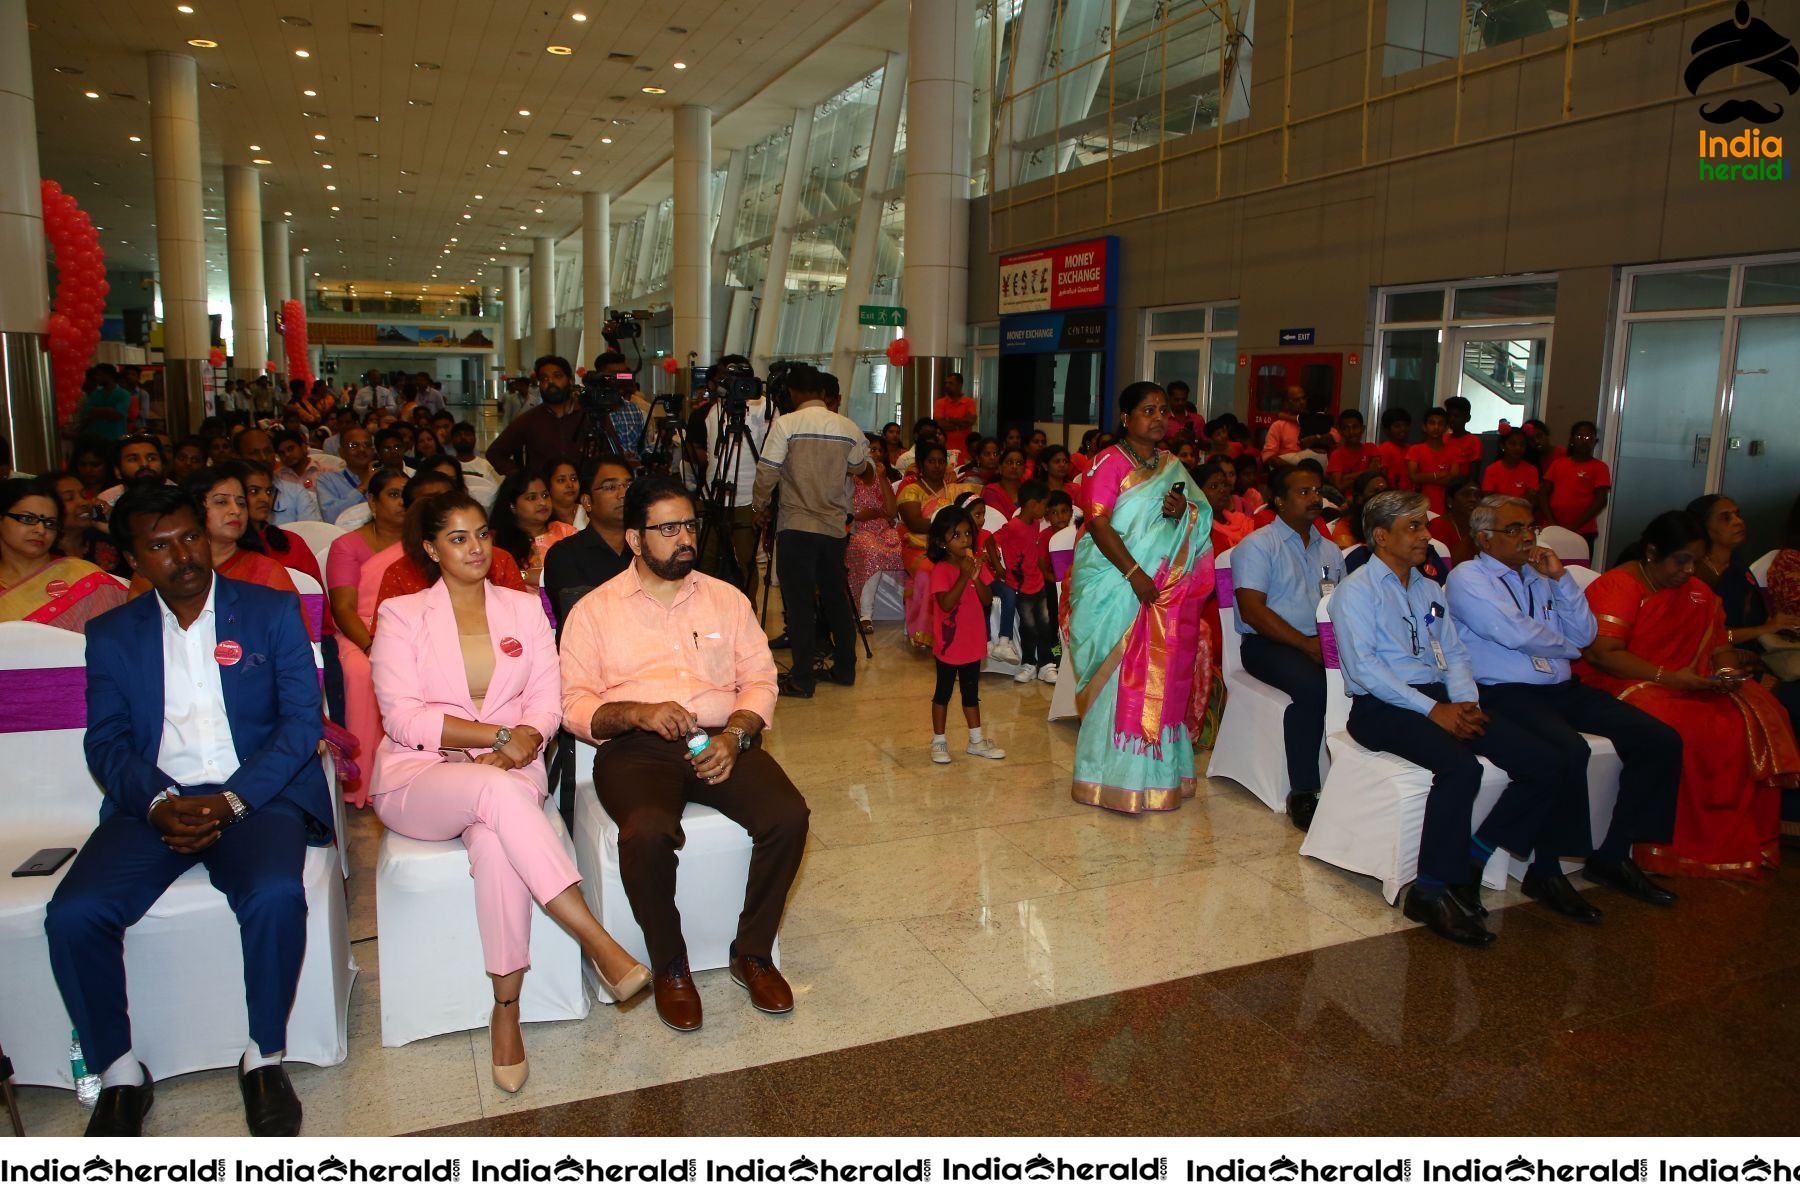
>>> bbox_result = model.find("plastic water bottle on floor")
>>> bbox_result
[70,1029,100,1107]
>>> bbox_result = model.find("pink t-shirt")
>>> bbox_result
[931,559,989,666]
[997,517,1050,594]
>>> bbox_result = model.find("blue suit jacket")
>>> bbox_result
[82,573,332,837]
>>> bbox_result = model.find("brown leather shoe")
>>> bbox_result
[653,957,702,1032]
[729,952,795,1015]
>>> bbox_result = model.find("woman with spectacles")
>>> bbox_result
[1577,510,1800,878]
[371,491,650,1094]
[0,477,127,632]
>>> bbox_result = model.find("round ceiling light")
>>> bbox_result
[186,38,218,48]
[294,49,310,58]
[252,157,272,165]
[546,44,573,55]
[641,86,666,95]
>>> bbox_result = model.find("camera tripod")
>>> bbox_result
[694,402,765,589]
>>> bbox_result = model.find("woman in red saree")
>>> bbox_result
[1576,510,1800,879]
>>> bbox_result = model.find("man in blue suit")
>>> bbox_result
[45,484,328,1137]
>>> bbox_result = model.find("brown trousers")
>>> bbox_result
[592,730,809,972]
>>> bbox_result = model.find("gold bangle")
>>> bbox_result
[1125,563,1144,581]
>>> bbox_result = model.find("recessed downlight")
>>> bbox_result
[546,44,573,55]
[641,86,666,95]
[252,158,272,165]
[186,38,217,48]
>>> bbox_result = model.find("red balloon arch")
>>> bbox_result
[40,181,108,426]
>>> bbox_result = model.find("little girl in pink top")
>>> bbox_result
[926,506,1007,765]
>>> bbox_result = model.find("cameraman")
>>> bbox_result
[752,365,873,698]
[592,350,651,459]
[698,355,772,596]
[487,355,585,477]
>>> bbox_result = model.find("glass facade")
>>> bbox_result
[1374,275,1558,435]
[1382,0,1658,76]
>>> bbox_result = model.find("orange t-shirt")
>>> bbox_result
[1544,456,1611,533]
[1481,459,1540,500]
[1375,441,1412,489]
[1404,442,1459,512]
[934,394,977,458]
[1327,442,1381,480]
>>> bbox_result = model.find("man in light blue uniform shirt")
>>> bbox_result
[1447,495,1678,908]
[1326,490,1571,948]
[1232,461,1343,830]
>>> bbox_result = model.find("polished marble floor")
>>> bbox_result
[9,624,1778,1137]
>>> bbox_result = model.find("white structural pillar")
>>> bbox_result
[148,51,209,436]
[671,105,713,368]
[902,0,976,429]
[291,252,307,309]
[831,51,907,388]
[503,264,523,376]
[749,107,816,373]
[223,165,266,376]
[262,220,290,317]
[580,191,610,371]
[0,0,52,472]
[531,237,555,360]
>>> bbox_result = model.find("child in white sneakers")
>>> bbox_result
[926,506,1006,764]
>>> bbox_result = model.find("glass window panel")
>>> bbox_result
[731,129,790,248]
[1210,304,1238,331]
[1380,327,1441,418]
[1629,268,1731,312]
[1741,261,1800,308]
[1385,289,1445,323]
[1208,335,1238,418]
[1451,280,1558,319]
[1150,308,1208,335]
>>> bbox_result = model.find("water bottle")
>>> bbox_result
[70,1029,100,1108]
[685,729,711,757]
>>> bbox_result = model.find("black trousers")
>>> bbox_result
[933,659,981,707]
[776,529,855,687]
[1015,588,1054,667]
[1347,684,1590,885]
[1477,679,1679,861]
[1239,634,1326,793]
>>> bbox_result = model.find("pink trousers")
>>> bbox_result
[335,633,377,804]
[373,762,582,977]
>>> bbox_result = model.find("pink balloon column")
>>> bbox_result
[40,180,109,426]
[281,299,314,394]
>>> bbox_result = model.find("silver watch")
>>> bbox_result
[725,726,753,753]
[222,790,249,824]
[492,726,513,752]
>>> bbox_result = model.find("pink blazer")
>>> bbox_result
[368,578,562,800]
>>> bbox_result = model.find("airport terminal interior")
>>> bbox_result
[2,0,1798,1137]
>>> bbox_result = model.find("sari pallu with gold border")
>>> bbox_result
[1066,450,1214,814]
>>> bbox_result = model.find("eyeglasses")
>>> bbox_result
[642,518,699,538]
[4,511,60,531]
[1495,522,1540,537]
[592,480,629,495]
[1401,615,1420,657]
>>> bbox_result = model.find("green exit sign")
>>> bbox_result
[858,305,907,326]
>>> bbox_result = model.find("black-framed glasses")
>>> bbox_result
[642,518,699,538]
[1401,615,1420,657]
[4,511,60,531]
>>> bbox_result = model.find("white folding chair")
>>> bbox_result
[1205,547,1327,814]
[333,501,371,530]
[978,502,1022,675]
[285,567,351,879]
[1537,525,1590,568]
[1300,596,1513,903]
[0,624,354,1087]
[284,519,348,566]
[568,737,773,1001]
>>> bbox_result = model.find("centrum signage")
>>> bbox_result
[998,237,1119,314]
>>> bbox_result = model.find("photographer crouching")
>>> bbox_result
[751,365,874,698]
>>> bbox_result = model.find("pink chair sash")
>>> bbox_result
[0,666,87,733]
[1215,566,1234,609]
[1319,621,1339,670]
[298,593,326,642]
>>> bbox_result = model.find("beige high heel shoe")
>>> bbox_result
[490,998,529,1093]
[594,958,653,1004]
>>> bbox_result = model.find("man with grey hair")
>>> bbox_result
[1327,489,1572,947]
[1446,495,1678,909]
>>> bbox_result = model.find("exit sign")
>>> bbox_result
[858,305,907,326]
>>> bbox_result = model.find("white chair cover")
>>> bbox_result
[334,502,371,530]
[1565,563,1599,590]
[309,452,346,472]
[1537,525,1590,568]
[374,794,589,1046]
[465,476,499,511]
[569,738,773,1000]
[0,624,354,1087]
[1751,548,1777,607]
[1205,547,1327,813]
[284,519,348,566]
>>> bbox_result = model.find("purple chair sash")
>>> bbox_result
[1215,566,1234,609]
[298,593,326,640]
[1319,622,1339,670]
[0,667,87,733]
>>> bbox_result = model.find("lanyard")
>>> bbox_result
[1500,571,1550,619]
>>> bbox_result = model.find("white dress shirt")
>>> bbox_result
[354,384,395,415]
[156,578,242,788]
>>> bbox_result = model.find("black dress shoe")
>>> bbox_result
[1522,869,1604,924]
[1449,882,1489,919]
[1286,791,1319,832]
[769,633,791,650]
[1582,857,1675,906]
[1403,885,1496,947]
[85,1069,154,1136]
[239,1063,303,1136]
[776,672,814,698]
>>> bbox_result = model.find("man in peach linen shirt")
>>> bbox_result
[560,475,809,1033]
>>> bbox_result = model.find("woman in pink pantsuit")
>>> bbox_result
[369,492,651,1094]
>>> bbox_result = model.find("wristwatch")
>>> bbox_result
[723,725,753,753]
[222,790,249,825]
[492,726,514,753]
